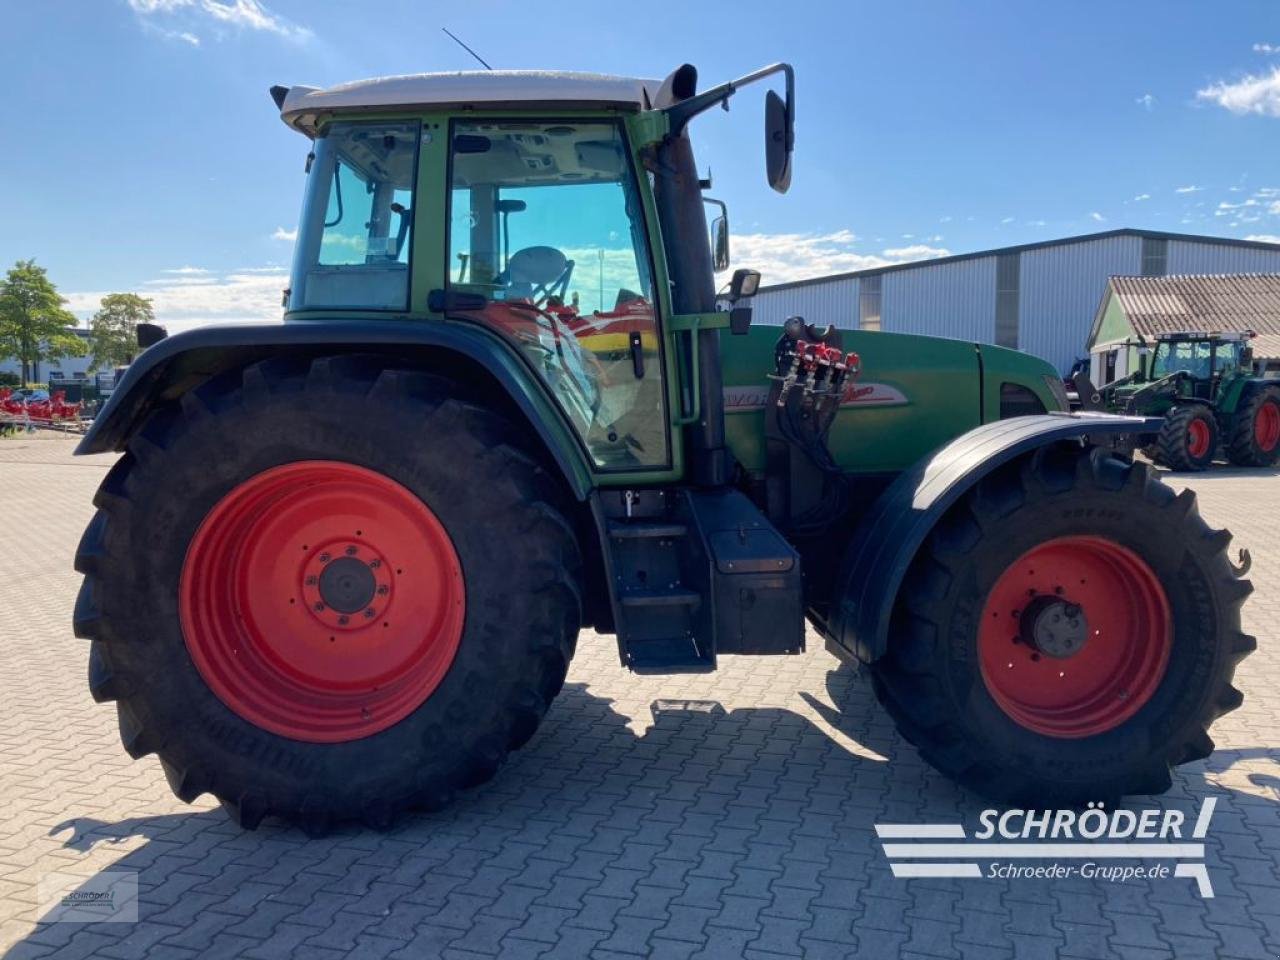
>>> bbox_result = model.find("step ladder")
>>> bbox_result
[595,488,803,673]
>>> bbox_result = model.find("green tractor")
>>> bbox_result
[1076,331,1280,470]
[73,64,1253,832]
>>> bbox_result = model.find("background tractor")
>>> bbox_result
[1075,331,1280,470]
[73,63,1253,832]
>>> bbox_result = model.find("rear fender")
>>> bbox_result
[76,321,594,500]
[827,413,1160,663]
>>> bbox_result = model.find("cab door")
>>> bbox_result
[438,117,673,473]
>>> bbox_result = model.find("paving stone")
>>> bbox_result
[0,438,1277,960]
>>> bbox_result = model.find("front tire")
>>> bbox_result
[1154,404,1217,471]
[872,444,1253,803]
[74,356,581,831]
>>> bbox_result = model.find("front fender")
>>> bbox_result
[828,412,1161,663]
[77,320,594,500]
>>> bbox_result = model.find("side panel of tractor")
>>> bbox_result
[720,327,1062,475]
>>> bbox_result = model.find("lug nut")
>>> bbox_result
[337,615,349,626]
[369,559,381,569]
[346,546,358,556]
[313,602,325,612]
[319,552,331,563]
[364,608,376,618]
[376,585,389,596]
[305,575,317,586]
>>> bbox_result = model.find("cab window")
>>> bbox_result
[289,121,419,311]
[1151,340,1211,379]
[445,120,667,470]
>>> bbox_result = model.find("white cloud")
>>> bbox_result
[1196,67,1280,117]
[1175,185,1203,193]
[1000,216,1014,224]
[1245,234,1280,243]
[66,266,287,331]
[881,244,950,260]
[271,226,298,242]
[729,231,949,284]
[1133,193,1151,202]
[939,215,953,223]
[1255,43,1279,55]
[1135,93,1156,111]
[1216,198,1260,216]
[1089,212,1106,222]
[127,0,311,43]
[1028,219,1047,227]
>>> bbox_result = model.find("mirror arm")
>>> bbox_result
[664,62,794,136]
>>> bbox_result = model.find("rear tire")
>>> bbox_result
[871,444,1253,803]
[74,355,581,831]
[1225,383,1280,467]
[1154,404,1217,471]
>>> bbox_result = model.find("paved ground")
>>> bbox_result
[0,431,1277,960]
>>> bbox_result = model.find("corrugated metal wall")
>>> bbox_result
[1019,234,1142,372]
[740,234,1280,375]
[746,276,860,329]
[881,256,997,341]
[1167,240,1280,275]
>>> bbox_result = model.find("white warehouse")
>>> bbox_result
[743,229,1280,373]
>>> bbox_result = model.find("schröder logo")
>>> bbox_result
[875,798,1218,898]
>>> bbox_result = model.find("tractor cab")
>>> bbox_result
[1145,331,1253,396]
[276,66,793,481]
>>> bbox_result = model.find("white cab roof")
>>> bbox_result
[279,71,660,136]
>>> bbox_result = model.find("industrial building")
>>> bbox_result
[743,229,1280,373]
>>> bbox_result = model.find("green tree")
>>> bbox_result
[89,292,154,371]
[0,259,84,385]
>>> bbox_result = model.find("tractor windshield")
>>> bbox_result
[1150,340,1212,379]
[288,121,420,311]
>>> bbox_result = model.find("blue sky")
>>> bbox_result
[1,0,1278,328]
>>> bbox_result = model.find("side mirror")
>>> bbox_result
[765,89,793,194]
[729,268,761,301]
[137,323,168,349]
[711,215,730,273]
[704,197,729,273]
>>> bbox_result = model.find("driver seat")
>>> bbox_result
[505,246,572,301]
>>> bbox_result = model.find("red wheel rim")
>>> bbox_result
[1255,400,1280,452]
[180,462,465,742]
[1186,417,1211,458]
[977,536,1172,738]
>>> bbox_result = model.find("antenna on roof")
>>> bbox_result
[442,28,493,71]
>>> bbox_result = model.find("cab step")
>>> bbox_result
[593,487,804,674]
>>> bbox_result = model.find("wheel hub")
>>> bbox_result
[301,541,390,628]
[977,535,1172,739]
[180,461,465,743]
[1020,595,1089,659]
